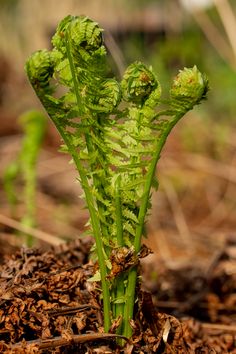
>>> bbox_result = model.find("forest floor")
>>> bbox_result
[0,123,236,353]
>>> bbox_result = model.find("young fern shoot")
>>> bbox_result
[3,110,46,246]
[25,15,209,339]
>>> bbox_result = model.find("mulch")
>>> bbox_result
[0,236,236,353]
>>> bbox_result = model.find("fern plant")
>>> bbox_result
[25,15,209,339]
[3,110,46,246]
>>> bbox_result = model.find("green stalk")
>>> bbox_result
[22,163,36,246]
[114,175,125,333]
[66,25,112,259]
[51,120,111,331]
[115,175,123,247]
[63,29,111,331]
[123,113,185,338]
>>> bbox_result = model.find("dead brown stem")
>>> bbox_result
[10,333,130,350]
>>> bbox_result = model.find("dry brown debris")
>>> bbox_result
[0,237,236,353]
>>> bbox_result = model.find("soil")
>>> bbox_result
[0,234,236,353]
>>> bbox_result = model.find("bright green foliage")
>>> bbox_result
[170,66,209,111]
[25,15,209,339]
[3,110,46,246]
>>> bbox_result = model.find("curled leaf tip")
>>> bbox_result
[52,15,104,59]
[70,17,103,53]
[25,49,55,90]
[170,66,209,107]
[121,62,161,106]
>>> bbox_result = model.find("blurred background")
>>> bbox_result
[0,0,236,272]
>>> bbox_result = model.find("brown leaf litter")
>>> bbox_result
[0,237,236,353]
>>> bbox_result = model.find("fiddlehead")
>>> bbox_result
[26,49,55,92]
[52,15,104,62]
[51,15,121,115]
[121,61,161,108]
[170,65,209,113]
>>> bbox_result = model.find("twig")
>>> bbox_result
[0,213,63,246]
[47,304,100,316]
[10,333,130,350]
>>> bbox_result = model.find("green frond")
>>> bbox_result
[123,222,136,237]
[124,147,154,155]
[107,155,124,167]
[122,208,139,224]
[79,149,97,161]
[95,79,121,113]
[120,177,146,191]
[122,190,140,204]
[91,187,111,208]
[97,212,110,227]
[107,141,130,157]
[51,15,74,54]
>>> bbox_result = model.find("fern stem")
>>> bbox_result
[123,113,185,338]
[53,121,111,331]
[22,164,36,246]
[114,175,123,247]
[135,116,181,252]
[66,25,112,259]
[65,28,111,332]
[113,175,125,332]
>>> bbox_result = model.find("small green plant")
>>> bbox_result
[25,15,209,339]
[3,110,46,246]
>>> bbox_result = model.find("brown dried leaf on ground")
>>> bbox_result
[0,238,236,352]
[0,239,102,348]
